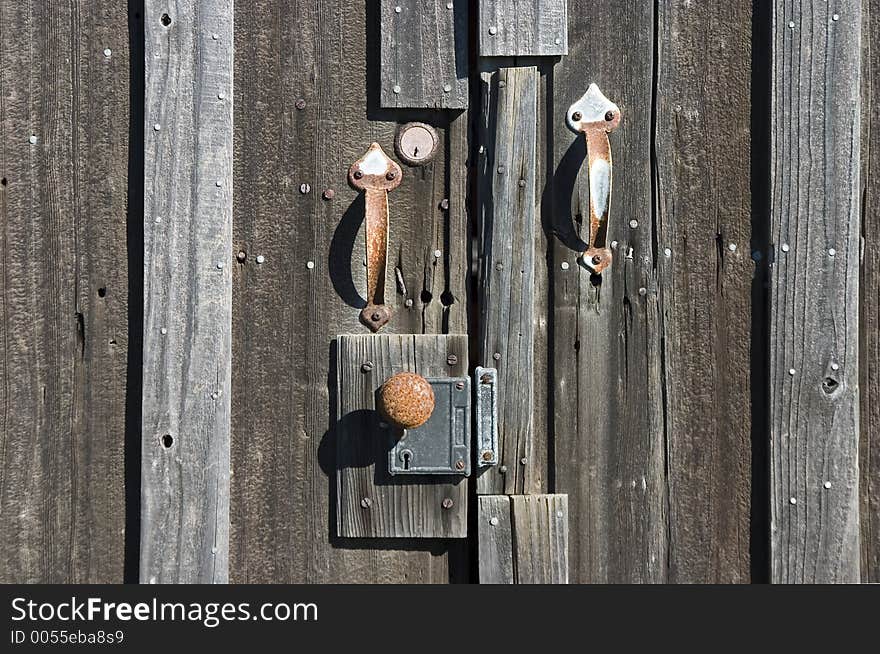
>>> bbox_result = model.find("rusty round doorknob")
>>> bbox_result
[378,372,435,430]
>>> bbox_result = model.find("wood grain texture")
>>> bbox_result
[230,0,469,582]
[478,495,513,583]
[478,494,568,583]
[336,334,467,538]
[380,0,468,109]
[550,0,666,583]
[862,0,880,584]
[769,1,861,583]
[654,1,754,583]
[478,0,567,57]
[0,0,129,583]
[510,494,568,583]
[477,66,538,495]
[141,1,233,584]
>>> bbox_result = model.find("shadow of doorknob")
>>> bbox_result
[348,143,403,332]
[566,84,621,275]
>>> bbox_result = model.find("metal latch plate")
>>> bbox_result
[475,367,499,466]
[388,377,471,476]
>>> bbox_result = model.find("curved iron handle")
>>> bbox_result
[566,84,621,275]
[349,142,403,332]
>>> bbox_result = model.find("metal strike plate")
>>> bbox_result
[388,377,471,476]
[475,367,498,466]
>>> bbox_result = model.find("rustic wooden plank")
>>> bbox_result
[0,0,129,583]
[380,0,468,109]
[230,0,469,582]
[141,2,233,584]
[654,1,755,582]
[336,334,468,538]
[477,496,513,583]
[770,1,861,583]
[510,494,568,583]
[550,1,665,583]
[477,66,538,495]
[478,0,568,57]
[478,494,568,583]
[861,0,880,584]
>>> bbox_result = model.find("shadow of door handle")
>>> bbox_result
[348,143,403,332]
[566,84,621,275]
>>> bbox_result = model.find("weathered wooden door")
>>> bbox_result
[1,0,877,584]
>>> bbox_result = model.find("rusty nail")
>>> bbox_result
[482,451,493,461]
[236,250,247,262]
[493,352,501,361]
[442,497,454,508]
[371,311,382,322]
[572,111,582,121]
[386,171,396,180]
[299,183,311,194]
[361,497,372,509]
[447,353,458,366]
[361,361,373,373]
[455,381,465,391]
[295,98,306,110]
[353,170,363,179]
[440,198,449,210]
[323,188,335,200]
[605,110,615,122]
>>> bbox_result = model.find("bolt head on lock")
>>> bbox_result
[581,247,614,274]
[378,372,435,430]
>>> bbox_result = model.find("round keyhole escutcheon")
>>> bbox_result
[394,122,439,167]
[378,372,435,430]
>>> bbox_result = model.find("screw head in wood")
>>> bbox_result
[236,250,247,262]
[442,497,454,509]
[781,243,790,252]
[361,497,372,509]
[489,517,499,526]
[323,188,335,200]
[488,26,497,35]
[299,183,311,194]
[103,48,112,57]
[499,465,507,473]
[378,372,435,430]
[295,98,306,110]
[824,481,832,489]
[439,198,449,210]
[255,254,265,264]
[493,352,501,361]
[629,219,638,229]
[447,353,458,366]
[361,361,373,373]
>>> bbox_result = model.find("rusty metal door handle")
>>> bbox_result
[348,143,403,332]
[566,84,621,275]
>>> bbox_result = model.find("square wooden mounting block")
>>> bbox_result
[336,334,469,538]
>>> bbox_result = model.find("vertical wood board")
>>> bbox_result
[380,0,469,109]
[141,1,234,584]
[769,1,861,583]
[477,66,538,495]
[0,0,130,583]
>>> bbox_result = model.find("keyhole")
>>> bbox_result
[412,146,419,157]
[401,450,412,470]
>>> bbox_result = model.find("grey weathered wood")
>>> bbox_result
[478,494,568,583]
[861,0,880,583]
[478,496,514,583]
[0,0,129,583]
[336,334,468,538]
[550,0,666,583]
[478,0,568,57]
[141,2,233,584]
[654,1,755,582]
[231,0,469,582]
[510,494,568,583]
[380,0,468,109]
[770,1,861,583]
[477,66,538,495]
